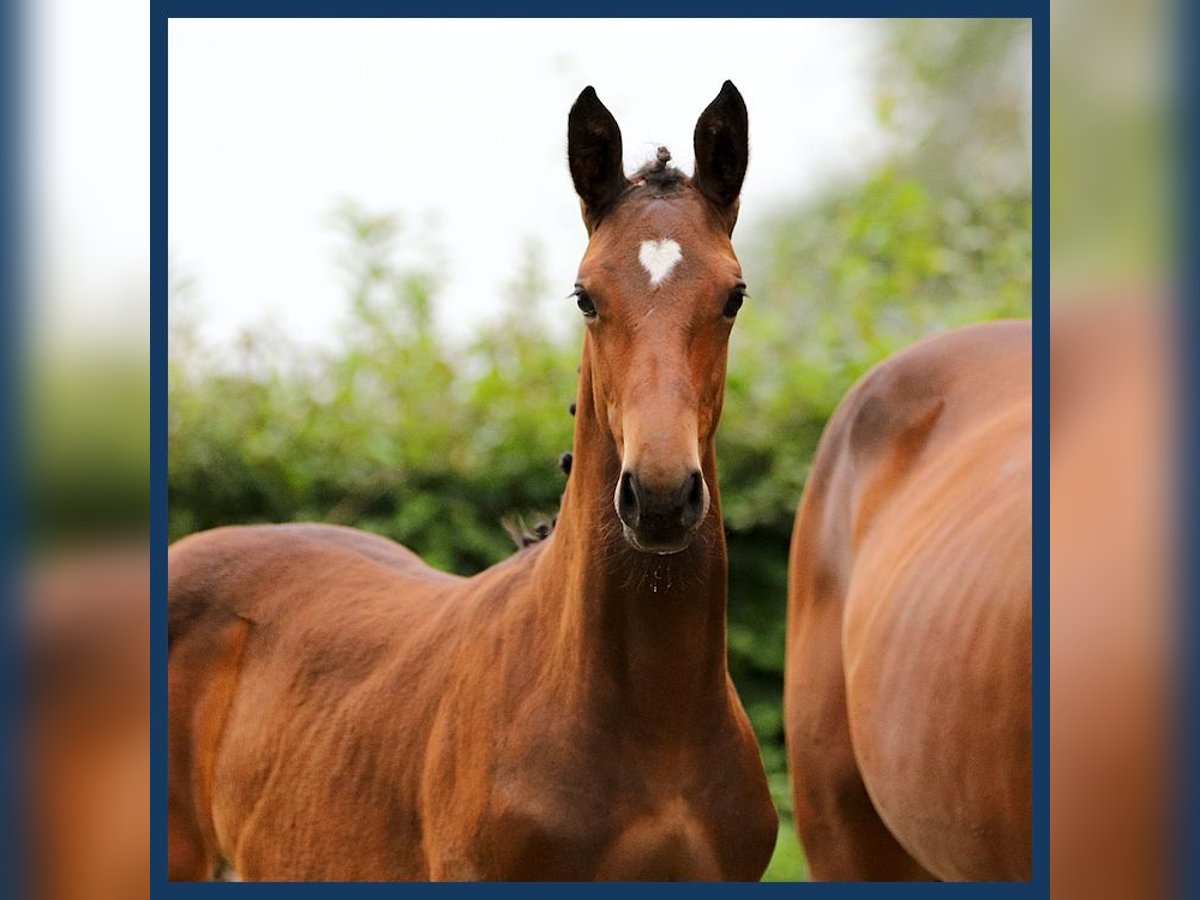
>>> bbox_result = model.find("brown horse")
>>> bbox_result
[168,82,778,881]
[784,320,1031,880]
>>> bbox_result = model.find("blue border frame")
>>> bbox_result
[1,0,26,894]
[150,2,1048,894]
[151,1,169,894]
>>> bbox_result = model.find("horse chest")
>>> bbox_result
[594,796,724,880]
[453,707,775,880]
[478,786,725,881]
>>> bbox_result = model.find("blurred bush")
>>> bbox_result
[167,20,1031,881]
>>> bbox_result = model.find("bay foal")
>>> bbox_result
[168,82,777,881]
[785,321,1031,880]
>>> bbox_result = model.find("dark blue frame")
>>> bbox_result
[150,2,1049,895]
[2,0,27,895]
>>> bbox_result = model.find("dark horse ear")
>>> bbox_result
[692,81,749,231]
[568,87,629,230]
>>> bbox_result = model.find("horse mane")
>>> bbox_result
[502,513,558,549]
[502,424,574,550]
[630,146,686,195]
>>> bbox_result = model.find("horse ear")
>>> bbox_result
[692,80,749,230]
[568,87,629,230]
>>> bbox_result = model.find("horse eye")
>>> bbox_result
[723,288,746,319]
[574,289,597,319]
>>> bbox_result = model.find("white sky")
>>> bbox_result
[168,18,889,351]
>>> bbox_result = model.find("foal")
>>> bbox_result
[168,82,777,881]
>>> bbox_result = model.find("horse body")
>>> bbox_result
[168,83,778,882]
[169,520,771,880]
[784,320,1031,880]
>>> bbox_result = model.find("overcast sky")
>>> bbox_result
[29,11,888,353]
[165,19,890,351]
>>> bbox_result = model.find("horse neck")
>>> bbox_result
[531,350,731,731]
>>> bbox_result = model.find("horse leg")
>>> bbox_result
[167,794,215,880]
[785,599,932,881]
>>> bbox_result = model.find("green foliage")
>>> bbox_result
[170,209,578,574]
[168,21,1030,881]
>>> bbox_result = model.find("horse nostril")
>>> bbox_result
[617,470,641,526]
[680,471,706,528]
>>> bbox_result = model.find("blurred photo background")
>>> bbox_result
[7,0,1184,895]
[17,1,149,898]
[1049,1,1178,898]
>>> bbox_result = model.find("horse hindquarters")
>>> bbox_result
[784,537,934,881]
[783,392,934,881]
[841,406,1033,881]
[785,322,1032,880]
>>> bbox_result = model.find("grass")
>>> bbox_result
[762,818,809,882]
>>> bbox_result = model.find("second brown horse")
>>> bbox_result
[785,320,1032,880]
[167,82,777,881]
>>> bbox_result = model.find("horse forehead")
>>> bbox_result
[596,235,708,290]
[635,198,718,244]
[581,198,733,286]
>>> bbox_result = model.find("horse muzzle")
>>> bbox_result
[615,468,709,554]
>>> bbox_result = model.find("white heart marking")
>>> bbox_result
[638,239,683,288]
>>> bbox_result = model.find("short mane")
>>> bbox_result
[630,146,687,195]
